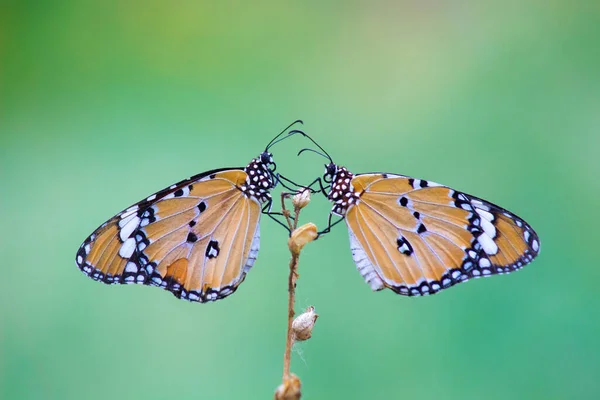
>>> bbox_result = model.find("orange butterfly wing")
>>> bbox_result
[346,173,539,296]
[76,169,262,302]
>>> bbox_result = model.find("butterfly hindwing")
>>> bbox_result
[345,173,540,296]
[76,168,263,302]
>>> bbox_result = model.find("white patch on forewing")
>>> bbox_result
[480,217,497,238]
[118,212,137,228]
[532,239,539,252]
[348,230,384,291]
[119,238,136,258]
[460,203,473,211]
[477,234,499,255]
[119,216,140,241]
[122,205,139,217]
[475,208,494,222]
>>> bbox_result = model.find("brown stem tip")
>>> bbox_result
[274,373,301,400]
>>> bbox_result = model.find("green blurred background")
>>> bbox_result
[2,1,599,399]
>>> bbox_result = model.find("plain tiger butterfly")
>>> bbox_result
[299,136,540,297]
[75,121,305,303]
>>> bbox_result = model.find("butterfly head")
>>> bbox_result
[260,151,276,171]
[323,162,338,183]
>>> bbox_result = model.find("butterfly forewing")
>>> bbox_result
[346,173,540,296]
[76,168,263,302]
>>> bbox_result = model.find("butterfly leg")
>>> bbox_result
[303,177,330,196]
[274,173,310,192]
[262,198,293,233]
[317,213,345,237]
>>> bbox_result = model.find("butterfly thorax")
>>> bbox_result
[328,166,360,216]
[240,158,274,203]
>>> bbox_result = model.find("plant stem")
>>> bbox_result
[281,192,299,380]
[283,251,299,379]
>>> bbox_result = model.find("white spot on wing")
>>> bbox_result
[480,217,497,238]
[119,216,140,241]
[118,212,136,227]
[207,247,218,258]
[125,262,138,273]
[119,238,136,258]
[123,205,139,216]
[476,208,494,222]
[477,234,498,255]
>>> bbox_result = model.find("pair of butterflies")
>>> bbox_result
[76,121,540,302]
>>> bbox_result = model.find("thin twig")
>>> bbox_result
[283,251,299,379]
[280,192,294,230]
[281,192,298,380]
[276,189,315,400]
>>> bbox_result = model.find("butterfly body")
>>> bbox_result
[322,163,540,296]
[76,153,277,303]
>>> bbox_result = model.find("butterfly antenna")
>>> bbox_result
[293,133,333,163]
[297,148,331,163]
[265,120,304,151]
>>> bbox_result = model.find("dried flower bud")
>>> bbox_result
[274,374,302,400]
[288,223,318,256]
[292,306,318,341]
[292,188,311,210]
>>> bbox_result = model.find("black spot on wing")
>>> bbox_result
[187,232,198,243]
[206,240,220,259]
[396,236,414,256]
